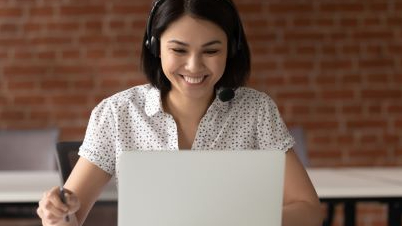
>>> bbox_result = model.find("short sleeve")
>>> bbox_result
[256,96,295,152]
[78,99,117,175]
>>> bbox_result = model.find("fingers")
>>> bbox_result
[37,186,71,225]
[65,192,81,214]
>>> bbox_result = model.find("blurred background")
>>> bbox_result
[0,0,401,225]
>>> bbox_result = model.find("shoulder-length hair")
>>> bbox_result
[141,0,251,95]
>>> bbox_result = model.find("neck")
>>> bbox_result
[163,91,215,122]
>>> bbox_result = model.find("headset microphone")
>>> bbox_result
[218,88,235,102]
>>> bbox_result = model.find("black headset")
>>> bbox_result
[145,0,243,58]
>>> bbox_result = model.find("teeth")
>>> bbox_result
[183,75,204,84]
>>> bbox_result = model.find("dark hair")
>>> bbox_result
[141,0,251,95]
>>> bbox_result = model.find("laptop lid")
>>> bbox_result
[118,150,285,226]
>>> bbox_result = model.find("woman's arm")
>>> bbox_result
[37,157,112,226]
[282,149,323,226]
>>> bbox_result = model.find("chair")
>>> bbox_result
[55,141,82,183]
[0,128,59,223]
[55,141,118,226]
[0,128,59,170]
[289,126,335,226]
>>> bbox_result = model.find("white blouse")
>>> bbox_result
[79,84,295,177]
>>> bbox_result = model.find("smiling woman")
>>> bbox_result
[36,0,323,226]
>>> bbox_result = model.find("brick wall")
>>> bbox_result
[0,0,401,225]
[1,0,401,165]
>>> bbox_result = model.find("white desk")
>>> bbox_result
[0,171,116,203]
[1,168,401,226]
[307,167,402,226]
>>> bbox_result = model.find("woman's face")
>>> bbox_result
[160,14,228,101]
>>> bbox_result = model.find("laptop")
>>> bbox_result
[117,150,285,226]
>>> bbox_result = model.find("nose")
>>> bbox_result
[184,53,204,73]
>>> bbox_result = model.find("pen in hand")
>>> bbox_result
[59,187,70,222]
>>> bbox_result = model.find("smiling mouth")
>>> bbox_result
[180,75,207,84]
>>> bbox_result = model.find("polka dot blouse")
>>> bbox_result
[78,84,295,177]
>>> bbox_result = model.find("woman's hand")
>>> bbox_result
[37,186,80,226]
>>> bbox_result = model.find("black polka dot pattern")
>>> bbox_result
[78,84,295,177]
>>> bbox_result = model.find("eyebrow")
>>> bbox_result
[167,40,222,47]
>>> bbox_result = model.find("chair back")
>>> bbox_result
[289,126,310,167]
[0,128,59,170]
[56,141,82,183]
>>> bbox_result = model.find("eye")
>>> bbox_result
[171,48,187,54]
[204,49,219,55]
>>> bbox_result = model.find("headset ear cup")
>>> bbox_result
[150,36,160,57]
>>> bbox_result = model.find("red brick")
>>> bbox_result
[30,37,72,45]
[85,21,103,31]
[6,81,36,90]
[23,23,43,32]
[321,90,354,99]
[0,111,25,120]
[265,76,285,86]
[29,6,54,17]
[284,60,314,70]
[111,5,150,14]
[268,3,313,13]
[253,61,277,70]
[387,105,402,114]
[47,22,80,31]
[60,126,86,140]
[97,64,137,75]
[73,79,95,89]
[387,16,402,26]
[383,134,399,144]
[361,89,401,99]
[0,23,18,33]
[284,32,325,41]
[62,50,81,59]
[347,120,387,129]
[359,59,394,68]
[37,51,56,59]
[14,96,45,105]
[50,95,88,106]
[353,31,394,40]
[343,105,363,115]
[53,66,92,75]
[368,2,389,11]
[60,6,105,16]
[14,51,33,59]
[340,18,358,27]
[86,49,106,59]
[315,106,336,114]
[303,121,338,130]
[40,80,69,90]
[320,60,353,70]
[277,91,316,100]
[315,76,337,85]
[238,3,263,13]
[290,105,310,115]
[0,38,27,47]
[109,21,125,30]
[319,3,365,12]
[289,75,309,84]
[0,8,22,17]
[29,111,51,121]
[337,135,354,145]
[4,65,48,76]
[78,36,111,45]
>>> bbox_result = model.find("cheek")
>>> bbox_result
[160,53,178,76]
[208,57,227,77]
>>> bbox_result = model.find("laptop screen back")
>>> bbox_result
[118,150,285,226]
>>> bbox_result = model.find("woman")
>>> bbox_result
[37,0,323,225]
